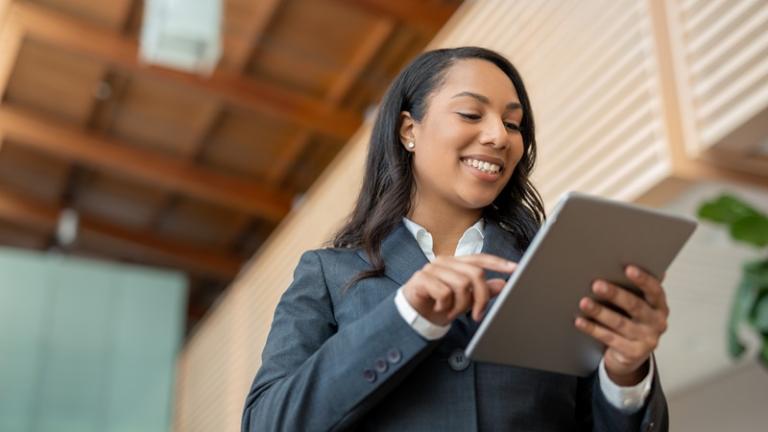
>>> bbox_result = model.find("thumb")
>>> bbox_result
[487,278,507,296]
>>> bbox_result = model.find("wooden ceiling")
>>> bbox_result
[0,0,462,333]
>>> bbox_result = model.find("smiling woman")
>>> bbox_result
[241,47,670,432]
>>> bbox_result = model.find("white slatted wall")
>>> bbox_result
[668,0,768,152]
[432,0,674,210]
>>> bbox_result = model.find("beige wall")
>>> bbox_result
[669,360,768,431]
[173,1,768,430]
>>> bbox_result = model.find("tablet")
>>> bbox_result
[464,191,696,377]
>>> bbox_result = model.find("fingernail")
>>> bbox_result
[629,266,640,278]
[507,261,517,268]
[594,281,608,294]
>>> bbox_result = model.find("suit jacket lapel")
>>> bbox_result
[356,221,429,287]
[481,219,524,281]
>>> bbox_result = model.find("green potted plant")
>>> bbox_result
[698,194,768,367]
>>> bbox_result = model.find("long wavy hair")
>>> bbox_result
[331,47,546,289]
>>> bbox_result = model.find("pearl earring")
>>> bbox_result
[407,141,415,149]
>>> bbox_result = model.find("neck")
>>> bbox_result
[407,197,482,256]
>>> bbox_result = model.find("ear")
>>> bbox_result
[399,111,416,149]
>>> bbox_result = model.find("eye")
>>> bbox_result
[457,112,481,120]
[504,122,521,132]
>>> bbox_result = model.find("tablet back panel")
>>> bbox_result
[465,192,696,377]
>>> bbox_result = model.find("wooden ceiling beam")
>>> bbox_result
[0,2,22,100]
[265,18,394,185]
[0,106,291,221]
[0,187,241,279]
[227,0,282,73]
[335,0,458,32]
[8,2,361,138]
[325,18,394,106]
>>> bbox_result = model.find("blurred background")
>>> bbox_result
[0,0,766,431]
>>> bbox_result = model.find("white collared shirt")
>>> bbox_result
[394,216,653,413]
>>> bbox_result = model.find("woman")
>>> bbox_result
[242,47,669,431]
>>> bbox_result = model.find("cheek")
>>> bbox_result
[508,138,526,170]
[413,148,460,182]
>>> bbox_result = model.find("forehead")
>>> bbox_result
[436,59,520,103]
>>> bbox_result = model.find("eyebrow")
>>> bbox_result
[451,91,522,111]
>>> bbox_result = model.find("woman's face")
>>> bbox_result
[401,58,525,213]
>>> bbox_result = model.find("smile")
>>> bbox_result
[460,157,503,174]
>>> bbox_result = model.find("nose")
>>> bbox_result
[479,117,509,150]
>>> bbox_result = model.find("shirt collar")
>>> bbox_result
[401,217,485,260]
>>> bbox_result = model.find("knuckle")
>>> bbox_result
[632,345,647,360]
[627,296,642,315]
[614,316,626,330]
[410,272,424,286]
[659,317,668,333]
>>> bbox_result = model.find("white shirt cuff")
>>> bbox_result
[598,356,654,414]
[394,287,451,340]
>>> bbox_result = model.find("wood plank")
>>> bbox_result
[0,187,241,278]
[265,132,311,185]
[646,0,768,191]
[8,1,361,138]
[335,0,458,32]
[0,1,22,100]
[226,0,282,72]
[675,157,768,189]
[265,18,394,185]
[702,148,768,179]
[0,105,291,221]
[325,18,394,106]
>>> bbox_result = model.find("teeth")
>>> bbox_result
[462,158,501,174]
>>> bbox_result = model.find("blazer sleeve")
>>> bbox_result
[575,359,669,432]
[241,250,436,432]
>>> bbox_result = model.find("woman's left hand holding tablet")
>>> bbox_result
[402,253,518,326]
[574,266,670,385]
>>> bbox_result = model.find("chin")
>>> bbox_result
[459,195,496,210]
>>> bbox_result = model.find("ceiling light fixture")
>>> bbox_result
[140,0,222,75]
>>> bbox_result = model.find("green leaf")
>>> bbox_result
[731,215,768,248]
[752,292,768,332]
[698,194,762,225]
[728,273,756,359]
[728,326,747,358]
[743,259,768,288]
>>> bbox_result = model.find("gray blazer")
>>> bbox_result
[242,220,668,431]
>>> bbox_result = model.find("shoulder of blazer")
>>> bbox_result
[303,246,371,284]
[310,246,365,264]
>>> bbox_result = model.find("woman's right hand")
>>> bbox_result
[402,253,518,326]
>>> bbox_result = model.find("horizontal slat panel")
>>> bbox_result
[673,0,768,150]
